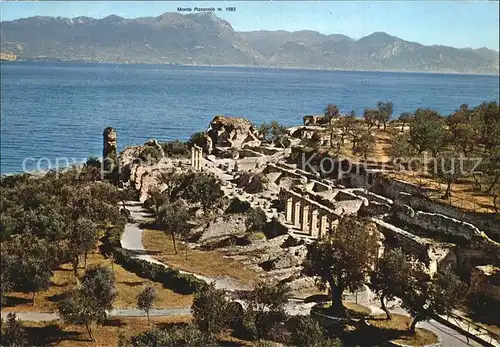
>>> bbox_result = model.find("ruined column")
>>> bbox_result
[103,127,119,184]
[191,146,195,168]
[319,213,328,237]
[197,145,203,170]
[301,204,310,233]
[286,196,293,222]
[294,200,302,227]
[191,145,202,170]
[310,208,319,238]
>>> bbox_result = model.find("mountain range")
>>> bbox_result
[1,12,498,74]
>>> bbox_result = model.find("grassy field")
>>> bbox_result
[24,316,192,346]
[3,246,193,313]
[142,229,260,285]
[368,314,439,346]
[23,316,259,347]
[320,126,497,213]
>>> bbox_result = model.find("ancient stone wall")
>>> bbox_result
[370,175,431,200]
[392,202,489,242]
[352,189,394,205]
[395,193,500,242]
[373,219,456,274]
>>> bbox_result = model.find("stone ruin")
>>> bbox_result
[206,115,261,152]
[191,144,203,170]
[117,115,500,306]
[102,126,119,184]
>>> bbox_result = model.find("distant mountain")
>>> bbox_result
[1,13,498,74]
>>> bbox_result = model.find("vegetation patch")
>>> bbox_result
[142,229,259,285]
[368,314,439,346]
[110,247,207,295]
[23,316,192,347]
[2,250,192,313]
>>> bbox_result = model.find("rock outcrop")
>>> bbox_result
[207,115,261,152]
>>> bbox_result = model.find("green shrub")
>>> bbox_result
[245,207,267,232]
[161,141,190,158]
[111,248,206,294]
[139,146,163,164]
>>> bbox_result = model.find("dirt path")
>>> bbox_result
[121,201,247,292]
[11,308,191,322]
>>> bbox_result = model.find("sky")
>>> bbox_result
[1,1,499,50]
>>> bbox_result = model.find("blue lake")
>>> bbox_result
[1,61,499,174]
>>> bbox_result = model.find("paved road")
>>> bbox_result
[391,307,483,347]
[8,308,192,322]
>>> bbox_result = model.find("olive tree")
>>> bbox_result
[191,282,230,338]
[1,313,28,347]
[408,108,448,156]
[363,108,380,129]
[245,207,267,233]
[376,101,393,130]
[352,130,375,163]
[432,152,476,199]
[5,237,53,306]
[303,217,379,315]
[370,248,417,320]
[122,325,216,347]
[325,104,340,122]
[184,172,224,215]
[398,112,414,132]
[243,281,291,342]
[292,315,341,347]
[137,286,156,321]
[401,268,467,332]
[58,266,117,341]
[157,201,191,254]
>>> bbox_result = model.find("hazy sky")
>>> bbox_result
[1,1,499,50]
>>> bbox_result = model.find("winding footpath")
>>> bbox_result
[7,201,491,346]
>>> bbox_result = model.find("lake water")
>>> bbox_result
[1,61,499,174]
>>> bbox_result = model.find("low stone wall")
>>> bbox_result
[353,189,393,216]
[371,175,432,200]
[335,190,362,202]
[352,189,394,205]
[372,219,458,274]
[395,193,500,242]
[393,202,493,243]
[372,219,436,272]
[360,201,392,217]
[341,284,374,306]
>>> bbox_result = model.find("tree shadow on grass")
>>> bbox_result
[104,318,127,327]
[49,281,71,288]
[217,340,247,347]
[154,321,189,330]
[47,293,66,303]
[54,267,74,272]
[303,294,329,304]
[3,295,32,307]
[121,280,145,287]
[139,221,161,231]
[26,324,84,346]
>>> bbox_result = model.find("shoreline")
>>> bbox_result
[1,59,498,77]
